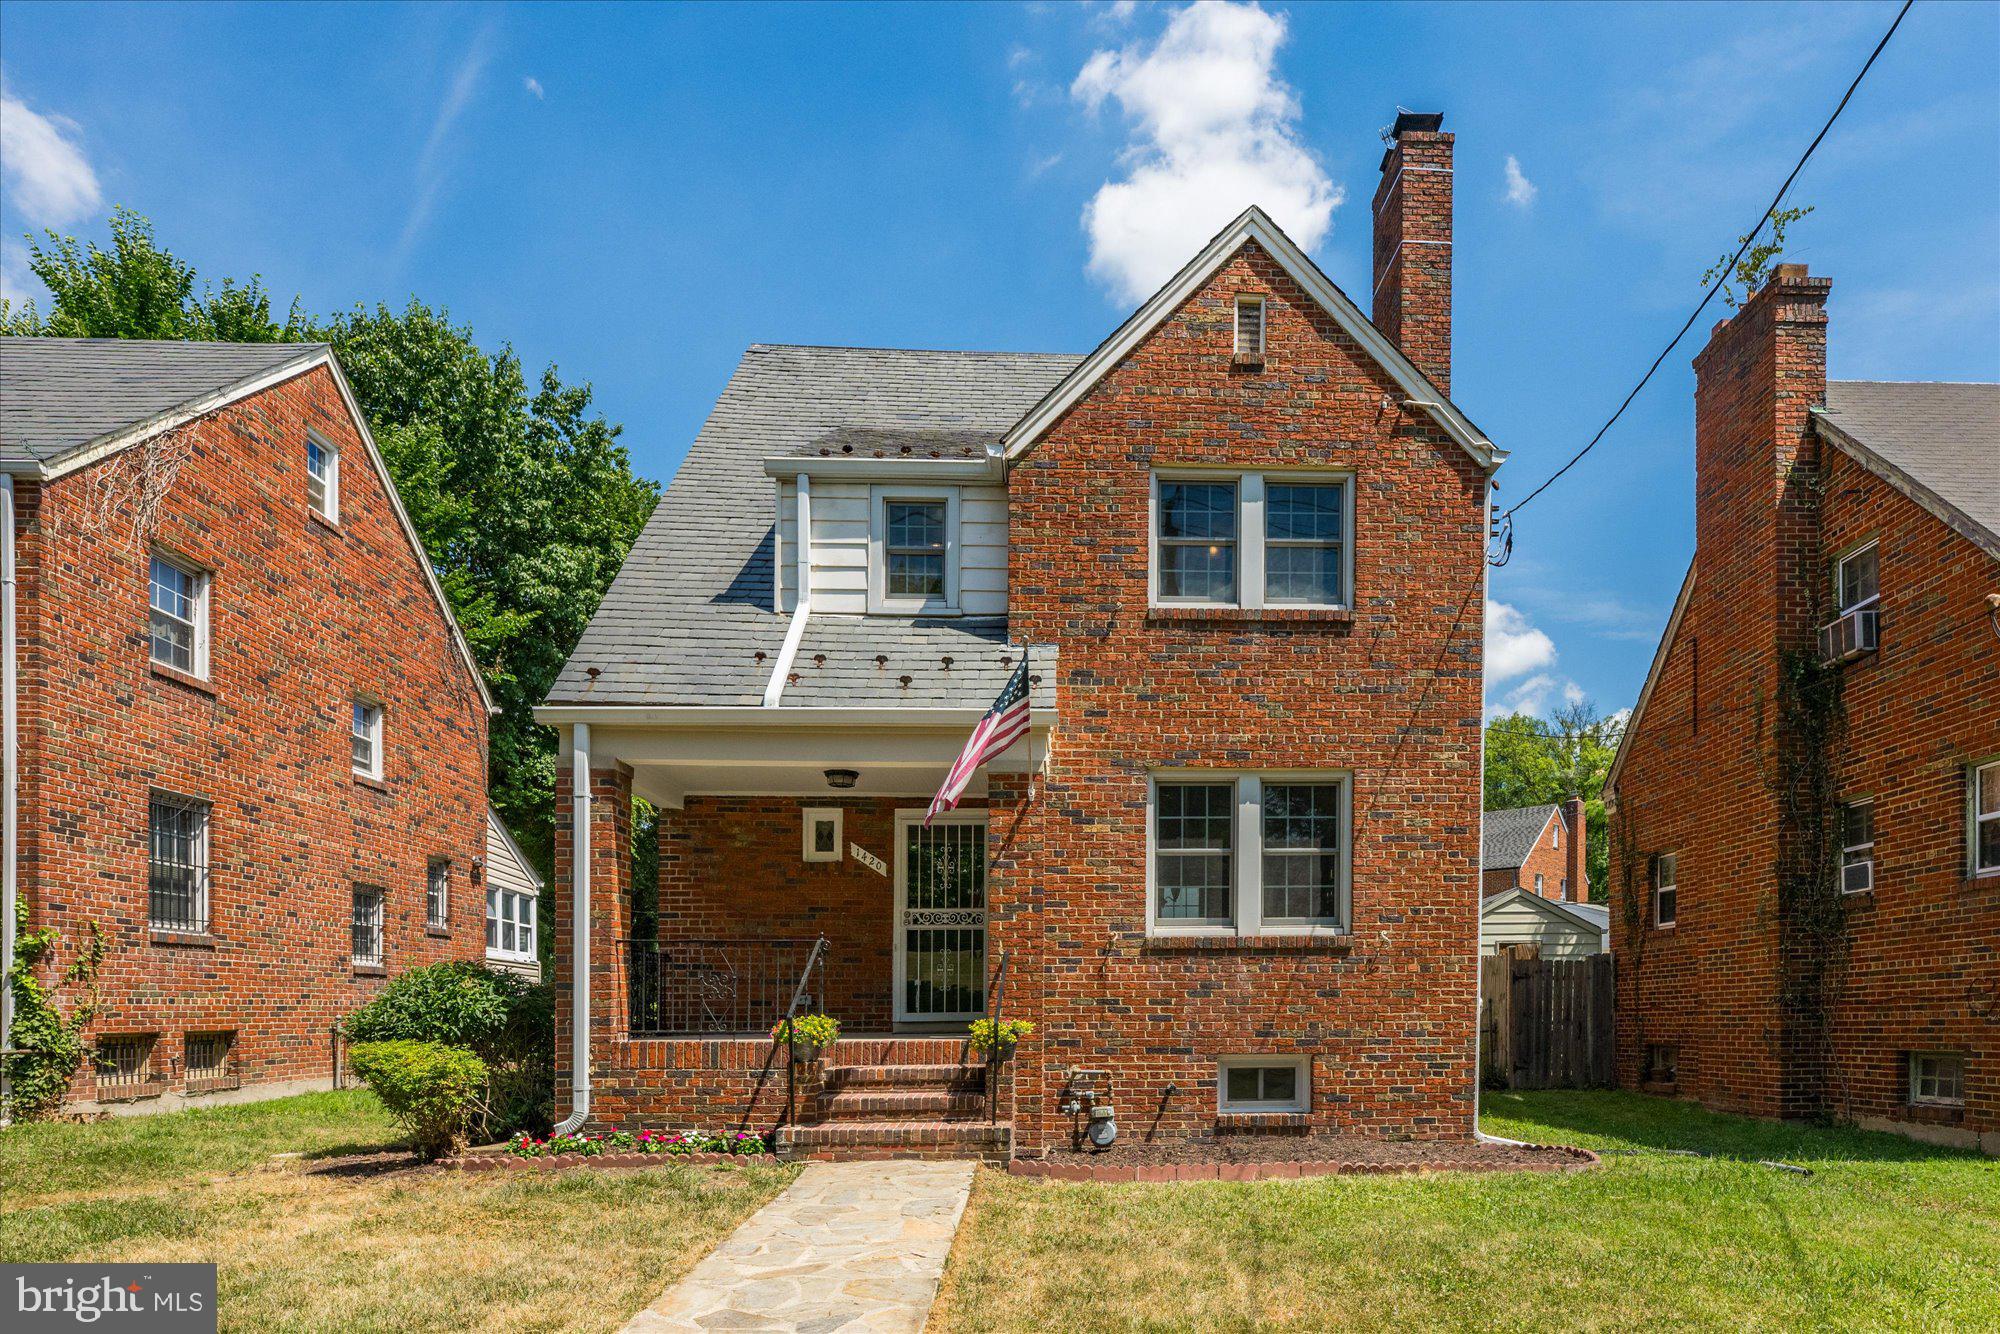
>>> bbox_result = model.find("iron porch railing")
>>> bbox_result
[625,937,824,1037]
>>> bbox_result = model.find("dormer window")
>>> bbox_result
[886,501,947,598]
[869,487,959,614]
[1234,295,1265,363]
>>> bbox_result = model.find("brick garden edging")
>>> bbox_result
[443,1152,763,1173]
[1006,1144,1598,1182]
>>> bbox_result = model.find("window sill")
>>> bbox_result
[1965,872,2000,894]
[486,952,537,966]
[96,1080,168,1104]
[1653,923,1677,933]
[185,1075,242,1096]
[1215,1111,1309,1132]
[353,773,389,793]
[149,662,216,696]
[308,509,343,537]
[425,925,451,939]
[867,606,961,618]
[150,929,216,949]
[1904,1101,1965,1126]
[1147,605,1353,626]
[351,963,387,978]
[1229,354,1266,371]
[1140,933,1353,954]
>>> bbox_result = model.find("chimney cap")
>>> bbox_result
[1391,110,1445,137]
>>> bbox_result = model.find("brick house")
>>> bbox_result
[0,338,496,1115]
[1603,266,1998,1154]
[538,112,1505,1158]
[1481,799,1589,900]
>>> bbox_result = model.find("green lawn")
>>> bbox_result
[0,1091,797,1332]
[934,1091,2000,1332]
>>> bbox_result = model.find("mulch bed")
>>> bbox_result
[1010,1135,1596,1182]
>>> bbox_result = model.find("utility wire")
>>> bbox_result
[1493,0,1914,538]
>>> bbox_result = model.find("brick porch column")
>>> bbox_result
[552,750,633,1124]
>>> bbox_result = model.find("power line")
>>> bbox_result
[1492,0,1914,540]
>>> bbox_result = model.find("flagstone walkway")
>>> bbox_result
[621,1159,975,1333]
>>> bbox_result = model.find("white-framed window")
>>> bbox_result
[1909,1052,1965,1108]
[1552,821,1561,849]
[148,552,209,677]
[426,858,450,929]
[1840,800,1874,895]
[1218,1056,1309,1114]
[351,885,385,966]
[1972,760,2000,878]
[1233,294,1265,360]
[1835,541,1878,615]
[1560,876,1570,901]
[802,807,844,863]
[147,792,210,934]
[486,886,537,961]
[1534,873,1545,895]
[1149,772,1351,936]
[306,432,339,521]
[868,486,959,614]
[352,699,384,779]
[1151,472,1352,611]
[1652,852,1677,928]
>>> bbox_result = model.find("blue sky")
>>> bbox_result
[3,1,1995,718]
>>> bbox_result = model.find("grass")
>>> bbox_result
[1,1091,797,1332]
[933,1091,2000,1332]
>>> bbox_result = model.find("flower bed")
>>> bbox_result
[506,1128,770,1159]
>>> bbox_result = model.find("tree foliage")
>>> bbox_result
[1484,701,1622,893]
[1,210,658,873]
[1701,204,1814,311]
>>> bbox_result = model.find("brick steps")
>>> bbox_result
[818,1088,989,1120]
[820,1063,986,1092]
[778,1119,1012,1164]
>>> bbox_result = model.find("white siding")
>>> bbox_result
[1480,898,1605,959]
[781,479,1009,617]
[485,813,542,981]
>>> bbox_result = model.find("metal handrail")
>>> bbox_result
[623,936,821,1037]
[782,936,829,1128]
[983,949,1009,1124]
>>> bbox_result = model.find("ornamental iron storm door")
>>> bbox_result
[895,812,987,1022]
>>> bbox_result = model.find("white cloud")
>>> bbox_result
[1495,673,1561,718]
[0,89,102,227]
[1485,600,1557,682]
[523,75,544,100]
[1,238,41,308]
[1071,1,1341,303]
[1561,680,1586,706]
[398,29,495,259]
[1095,0,1140,26]
[1503,154,1536,208]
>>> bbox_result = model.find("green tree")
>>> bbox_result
[1484,701,1623,893]
[2,211,658,873]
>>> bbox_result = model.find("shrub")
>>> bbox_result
[2,905,107,1119]
[770,1013,840,1050]
[347,1040,488,1160]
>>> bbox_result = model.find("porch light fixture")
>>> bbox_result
[824,769,859,790]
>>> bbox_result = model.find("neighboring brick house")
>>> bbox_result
[1481,799,1588,901]
[0,339,496,1115]
[1603,266,1998,1155]
[539,112,1505,1158]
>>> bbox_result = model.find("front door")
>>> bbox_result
[894,810,988,1024]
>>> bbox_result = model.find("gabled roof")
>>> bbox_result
[485,808,543,892]
[1813,381,2000,560]
[1481,886,1609,939]
[0,337,493,711]
[1602,558,1696,807]
[544,344,1078,710]
[1482,804,1559,869]
[999,206,1503,473]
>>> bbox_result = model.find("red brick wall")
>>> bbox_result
[1000,237,1487,1146]
[1484,809,1579,900]
[17,364,490,1106]
[1610,267,1998,1147]
[1371,125,1453,395]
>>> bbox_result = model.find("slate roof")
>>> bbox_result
[1482,804,1558,870]
[1814,381,2000,557]
[0,338,326,470]
[546,344,1081,709]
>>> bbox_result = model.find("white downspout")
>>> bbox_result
[0,475,15,1127]
[552,721,592,1134]
[762,473,811,707]
[1474,475,1500,1145]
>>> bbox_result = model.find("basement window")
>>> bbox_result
[1644,1043,1679,1087]
[1840,800,1874,894]
[1651,853,1677,928]
[185,1031,238,1093]
[1909,1052,1964,1108]
[95,1035,161,1101]
[148,551,209,677]
[1233,295,1265,362]
[1218,1057,1308,1114]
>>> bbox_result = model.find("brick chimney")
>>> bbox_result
[1371,110,1454,394]
[1564,796,1588,903]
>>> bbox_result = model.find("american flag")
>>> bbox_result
[926,655,1031,825]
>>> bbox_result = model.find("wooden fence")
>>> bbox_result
[1480,950,1616,1090]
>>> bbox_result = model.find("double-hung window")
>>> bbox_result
[306,434,339,521]
[352,700,384,779]
[1652,853,1677,928]
[1836,543,1878,615]
[1153,473,1350,610]
[886,501,947,598]
[351,885,385,966]
[425,859,450,929]
[1840,800,1874,894]
[148,792,210,934]
[486,885,537,961]
[868,487,960,613]
[148,553,208,676]
[1152,773,1350,935]
[1973,761,1999,878]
